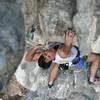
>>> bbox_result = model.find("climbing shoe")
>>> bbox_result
[48,84,53,88]
[88,78,100,85]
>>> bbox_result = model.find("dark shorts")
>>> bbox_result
[59,58,85,70]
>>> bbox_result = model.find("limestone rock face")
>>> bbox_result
[73,0,100,55]
[91,0,100,54]
[38,0,76,42]
[16,0,37,33]
[73,0,94,55]
[0,0,100,99]
[15,56,99,100]
[19,0,100,55]
[0,1,25,91]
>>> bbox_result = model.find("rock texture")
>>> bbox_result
[0,0,100,99]
[38,0,76,43]
[15,54,99,100]
[73,0,100,55]
[16,0,38,33]
[0,0,25,92]
[15,0,100,99]
[23,0,100,55]
[91,0,100,54]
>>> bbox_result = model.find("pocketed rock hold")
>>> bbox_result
[0,1,25,92]
[39,0,76,42]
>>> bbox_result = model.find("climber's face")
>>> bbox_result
[43,49,56,62]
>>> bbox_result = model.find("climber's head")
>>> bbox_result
[38,48,56,69]
[38,55,52,69]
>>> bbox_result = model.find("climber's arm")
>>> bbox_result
[25,44,45,62]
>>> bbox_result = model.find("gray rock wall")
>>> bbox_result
[73,0,100,55]
[91,0,100,53]
[0,0,100,99]
[73,0,94,55]
[38,0,76,43]
[15,55,99,100]
[0,1,25,92]
[21,0,100,55]
[16,0,38,33]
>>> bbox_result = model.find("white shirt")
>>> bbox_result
[53,46,78,64]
